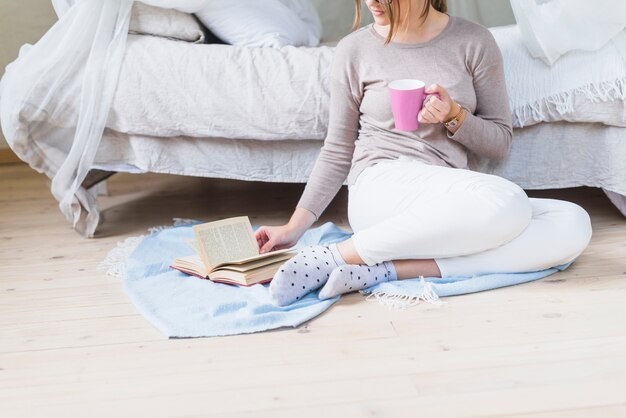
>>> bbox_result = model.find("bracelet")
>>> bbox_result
[443,103,466,130]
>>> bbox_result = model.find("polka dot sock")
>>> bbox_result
[269,243,346,306]
[318,261,397,300]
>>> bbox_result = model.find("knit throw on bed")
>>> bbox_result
[99,221,568,338]
[493,25,626,128]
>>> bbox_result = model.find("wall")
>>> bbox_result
[314,0,515,41]
[448,0,516,27]
[0,0,58,150]
[312,0,374,42]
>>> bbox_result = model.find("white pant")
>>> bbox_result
[348,157,592,277]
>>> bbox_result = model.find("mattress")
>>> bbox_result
[475,122,626,195]
[94,122,626,198]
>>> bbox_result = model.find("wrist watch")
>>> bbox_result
[443,103,464,129]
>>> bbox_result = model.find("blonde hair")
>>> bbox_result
[352,0,448,45]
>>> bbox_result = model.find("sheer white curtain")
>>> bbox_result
[0,0,212,236]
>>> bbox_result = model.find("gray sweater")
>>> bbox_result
[297,16,513,220]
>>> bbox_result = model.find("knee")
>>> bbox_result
[474,183,532,243]
[530,199,592,263]
[554,201,593,259]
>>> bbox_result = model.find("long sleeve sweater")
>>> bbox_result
[297,16,513,220]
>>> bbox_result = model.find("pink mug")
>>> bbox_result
[388,79,438,132]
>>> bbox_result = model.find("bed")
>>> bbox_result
[2,2,625,236]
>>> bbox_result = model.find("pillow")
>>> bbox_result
[491,25,626,128]
[510,0,626,65]
[129,2,207,43]
[280,0,323,44]
[194,0,322,48]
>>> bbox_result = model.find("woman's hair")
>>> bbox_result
[352,0,448,45]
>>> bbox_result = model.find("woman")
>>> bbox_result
[255,0,592,306]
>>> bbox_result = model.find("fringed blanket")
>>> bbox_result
[100,221,568,338]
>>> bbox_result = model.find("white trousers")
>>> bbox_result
[348,157,592,277]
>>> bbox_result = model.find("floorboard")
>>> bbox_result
[1,164,625,418]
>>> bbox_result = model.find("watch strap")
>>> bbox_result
[443,103,464,129]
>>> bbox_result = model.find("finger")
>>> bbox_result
[421,108,437,123]
[425,84,450,103]
[255,228,267,246]
[418,110,426,124]
[425,83,441,95]
[426,98,447,115]
[260,238,276,254]
[426,105,447,123]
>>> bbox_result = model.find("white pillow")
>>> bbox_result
[510,0,626,65]
[195,0,322,48]
[491,25,626,128]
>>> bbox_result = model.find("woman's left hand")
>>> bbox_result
[418,84,457,125]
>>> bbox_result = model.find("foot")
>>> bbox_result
[318,261,397,300]
[269,244,346,306]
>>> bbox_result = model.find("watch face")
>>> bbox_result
[448,120,458,128]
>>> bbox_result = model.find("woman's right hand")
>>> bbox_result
[255,224,302,254]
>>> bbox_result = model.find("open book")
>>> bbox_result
[171,216,295,286]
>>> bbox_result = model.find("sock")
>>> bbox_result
[318,261,397,300]
[269,243,346,306]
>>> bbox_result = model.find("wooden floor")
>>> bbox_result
[1,163,626,418]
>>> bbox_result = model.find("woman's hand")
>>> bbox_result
[418,84,458,125]
[255,224,302,254]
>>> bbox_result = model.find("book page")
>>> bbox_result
[193,216,258,270]
[185,238,199,254]
[172,254,207,277]
[215,252,294,272]
[209,258,286,286]
[227,248,294,264]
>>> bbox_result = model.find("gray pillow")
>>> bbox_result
[129,2,206,43]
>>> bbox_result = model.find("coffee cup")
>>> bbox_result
[388,79,438,131]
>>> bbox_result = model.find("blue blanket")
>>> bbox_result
[123,222,567,338]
